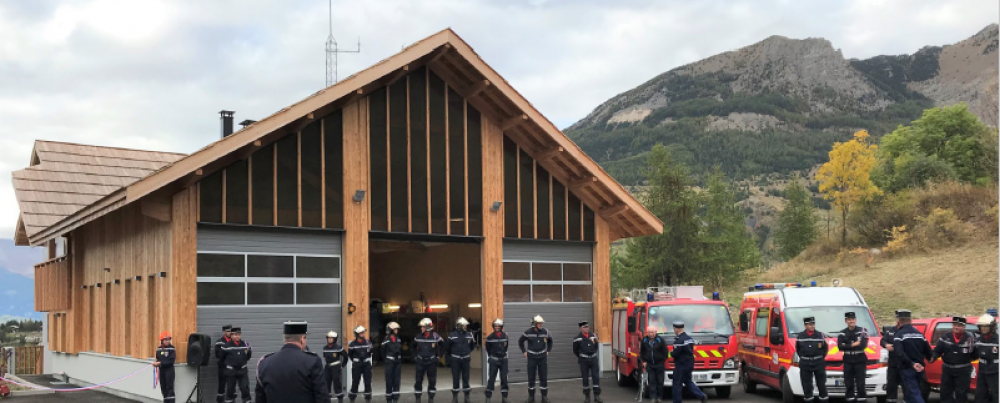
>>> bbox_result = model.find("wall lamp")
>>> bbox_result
[468,303,482,308]
[353,190,366,203]
[348,303,357,315]
[490,201,502,212]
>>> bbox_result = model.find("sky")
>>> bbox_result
[0,0,996,243]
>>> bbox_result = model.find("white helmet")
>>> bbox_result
[977,314,996,327]
[327,331,338,338]
[532,315,545,324]
[419,318,433,328]
[492,318,504,328]
[387,322,400,330]
[354,325,367,334]
[456,317,470,327]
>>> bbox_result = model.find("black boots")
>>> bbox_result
[584,394,591,403]
[594,396,604,403]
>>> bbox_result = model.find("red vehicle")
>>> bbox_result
[612,286,739,398]
[907,316,980,400]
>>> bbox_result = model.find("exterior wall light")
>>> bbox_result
[353,190,366,203]
[491,201,502,212]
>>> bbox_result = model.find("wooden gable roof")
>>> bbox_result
[12,140,186,245]
[22,29,662,245]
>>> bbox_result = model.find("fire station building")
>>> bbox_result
[14,29,661,400]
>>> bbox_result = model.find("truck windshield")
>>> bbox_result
[646,304,734,337]
[785,307,878,336]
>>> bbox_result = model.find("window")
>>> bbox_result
[770,309,783,339]
[501,260,593,303]
[739,311,751,333]
[931,323,978,344]
[756,308,770,337]
[196,253,341,306]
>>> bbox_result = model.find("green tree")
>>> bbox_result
[774,181,818,260]
[697,168,761,287]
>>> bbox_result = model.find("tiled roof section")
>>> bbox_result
[13,140,186,240]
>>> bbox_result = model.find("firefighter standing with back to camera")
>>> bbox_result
[484,318,510,403]
[222,327,253,403]
[348,325,374,402]
[881,312,902,403]
[795,316,829,403]
[382,322,403,403]
[974,314,999,403]
[670,321,707,403]
[323,331,347,403]
[838,312,869,402]
[519,315,553,403]
[414,318,444,402]
[254,321,328,403]
[572,321,602,403]
[153,331,176,402]
[446,317,476,403]
[214,325,233,403]
[933,317,977,403]
[892,309,933,403]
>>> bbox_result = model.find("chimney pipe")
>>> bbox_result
[220,110,235,138]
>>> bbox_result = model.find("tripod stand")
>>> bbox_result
[185,367,203,403]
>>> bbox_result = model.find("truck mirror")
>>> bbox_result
[769,327,784,345]
[628,317,637,332]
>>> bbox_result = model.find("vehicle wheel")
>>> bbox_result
[616,368,633,387]
[876,396,887,403]
[781,374,797,403]
[716,386,732,399]
[742,367,757,394]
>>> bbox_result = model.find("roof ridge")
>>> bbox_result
[35,140,188,156]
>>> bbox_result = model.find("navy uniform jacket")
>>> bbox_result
[975,332,999,374]
[382,335,403,361]
[322,342,346,369]
[222,340,253,371]
[837,327,870,364]
[573,332,600,361]
[880,326,900,368]
[348,338,373,364]
[156,344,176,369]
[639,336,668,365]
[794,330,828,370]
[254,344,328,403]
[446,330,476,358]
[485,331,509,358]
[892,324,933,369]
[214,336,230,367]
[932,331,977,367]
[518,327,553,356]
[412,332,444,360]
[672,332,697,368]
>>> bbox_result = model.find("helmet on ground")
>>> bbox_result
[532,315,545,324]
[456,317,470,327]
[419,318,433,328]
[159,331,172,340]
[978,314,996,327]
[354,325,367,334]
[327,331,338,339]
[492,318,504,328]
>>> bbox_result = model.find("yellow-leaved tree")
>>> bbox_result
[817,130,882,245]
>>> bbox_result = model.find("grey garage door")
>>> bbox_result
[502,240,594,383]
[196,225,342,396]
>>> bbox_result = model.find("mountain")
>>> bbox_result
[0,239,44,320]
[565,24,999,185]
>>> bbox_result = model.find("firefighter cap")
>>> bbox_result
[672,321,685,328]
[222,324,233,332]
[327,331,338,339]
[803,317,816,324]
[896,310,911,318]
[952,316,968,325]
[578,321,589,328]
[387,322,400,330]
[492,318,504,328]
[977,314,996,326]
[283,321,307,335]
[532,315,545,324]
[231,327,242,334]
[159,331,172,340]
[845,312,856,319]
[419,318,433,328]
[456,317,470,326]
[354,325,367,334]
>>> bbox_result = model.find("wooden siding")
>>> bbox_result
[171,187,197,362]
[34,257,70,312]
[480,115,504,334]
[593,218,611,339]
[342,99,371,334]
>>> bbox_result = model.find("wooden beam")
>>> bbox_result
[382,65,410,86]
[407,75,412,233]
[342,98,370,336]
[170,187,197,363]
[140,198,171,222]
[568,176,597,190]
[321,118,326,228]
[253,140,262,147]
[535,146,563,162]
[427,43,452,65]
[592,217,611,340]
[598,204,629,218]
[501,114,528,131]
[480,115,504,342]
[445,85,450,235]
[462,80,490,99]
[297,131,303,227]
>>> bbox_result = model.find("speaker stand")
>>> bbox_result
[185,367,203,403]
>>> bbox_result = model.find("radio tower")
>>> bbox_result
[325,0,360,86]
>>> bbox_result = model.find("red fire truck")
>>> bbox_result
[612,286,739,398]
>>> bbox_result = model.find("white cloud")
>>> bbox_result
[0,0,995,240]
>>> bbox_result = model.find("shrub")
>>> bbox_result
[797,237,841,261]
[910,208,974,250]
[849,192,918,247]
[911,181,998,229]
[882,225,910,255]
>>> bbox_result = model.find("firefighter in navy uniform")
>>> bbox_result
[323,331,347,403]
[214,325,233,403]
[153,331,176,402]
[640,326,669,403]
[518,315,553,403]
[572,321,602,403]
[484,319,510,403]
[838,312,870,402]
[671,321,707,403]
[446,317,476,403]
[933,317,978,403]
[222,327,253,403]
[254,321,328,403]
[881,313,902,403]
[893,310,933,403]
[796,317,830,403]
[348,325,374,402]
[382,322,403,403]
[974,314,999,403]
[413,318,444,402]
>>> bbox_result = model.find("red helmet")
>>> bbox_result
[159,331,172,341]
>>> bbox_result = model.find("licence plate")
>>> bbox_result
[830,378,844,386]
[694,374,710,382]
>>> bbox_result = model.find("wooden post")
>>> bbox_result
[480,116,504,337]
[171,187,197,362]
[342,98,371,334]
[592,217,611,339]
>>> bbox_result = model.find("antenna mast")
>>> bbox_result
[326,0,360,86]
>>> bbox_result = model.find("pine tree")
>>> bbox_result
[698,168,761,288]
[774,181,818,260]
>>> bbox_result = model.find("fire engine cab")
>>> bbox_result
[738,283,888,403]
[612,286,739,398]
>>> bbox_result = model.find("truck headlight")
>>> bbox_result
[724,358,736,369]
[879,348,888,363]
